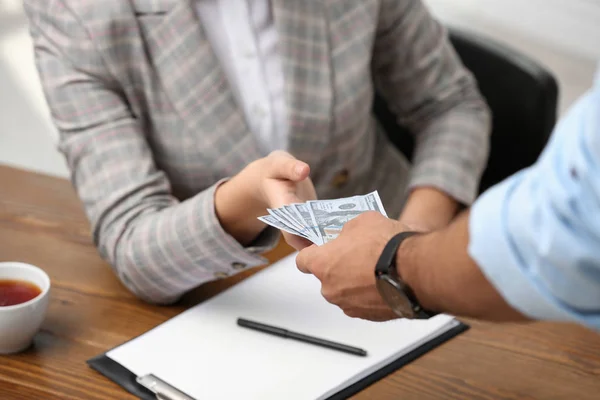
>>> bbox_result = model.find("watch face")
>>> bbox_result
[376,277,415,318]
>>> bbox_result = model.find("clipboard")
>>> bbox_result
[87,253,469,400]
[88,322,468,400]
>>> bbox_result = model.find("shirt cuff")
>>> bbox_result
[468,174,578,322]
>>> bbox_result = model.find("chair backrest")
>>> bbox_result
[374,27,559,194]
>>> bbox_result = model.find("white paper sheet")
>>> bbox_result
[107,253,458,400]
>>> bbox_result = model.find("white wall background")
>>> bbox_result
[0,0,67,176]
[1,0,598,178]
[424,0,599,113]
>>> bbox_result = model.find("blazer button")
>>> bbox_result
[214,271,229,279]
[231,262,247,270]
[330,169,349,189]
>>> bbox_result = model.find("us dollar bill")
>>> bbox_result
[288,204,322,245]
[258,191,387,246]
[267,207,319,243]
[267,208,304,233]
[257,215,315,242]
[307,191,387,244]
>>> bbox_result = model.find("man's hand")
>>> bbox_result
[296,212,410,321]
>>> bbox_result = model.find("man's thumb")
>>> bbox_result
[296,244,318,274]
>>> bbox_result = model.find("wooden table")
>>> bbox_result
[0,164,599,400]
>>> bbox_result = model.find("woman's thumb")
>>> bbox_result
[268,153,310,181]
[292,162,310,180]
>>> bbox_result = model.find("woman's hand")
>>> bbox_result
[215,151,316,249]
[250,151,317,250]
[254,151,317,208]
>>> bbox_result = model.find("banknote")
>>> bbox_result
[289,203,321,244]
[267,207,319,242]
[267,208,304,233]
[283,205,305,229]
[257,215,314,241]
[307,191,387,244]
[258,191,387,246]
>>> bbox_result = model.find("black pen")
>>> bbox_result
[237,318,368,357]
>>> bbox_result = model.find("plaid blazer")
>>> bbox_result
[24,0,490,303]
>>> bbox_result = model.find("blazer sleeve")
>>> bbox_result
[372,0,492,205]
[23,0,278,305]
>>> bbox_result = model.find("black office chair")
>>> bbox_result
[374,27,559,194]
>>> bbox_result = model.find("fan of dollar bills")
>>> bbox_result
[258,191,388,245]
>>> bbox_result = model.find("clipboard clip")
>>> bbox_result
[137,374,196,400]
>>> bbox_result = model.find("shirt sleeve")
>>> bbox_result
[468,75,600,330]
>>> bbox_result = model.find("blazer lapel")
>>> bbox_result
[137,0,264,165]
[273,1,333,165]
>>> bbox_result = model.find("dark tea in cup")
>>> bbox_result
[0,262,50,354]
[0,279,42,307]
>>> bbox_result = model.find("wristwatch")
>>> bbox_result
[375,231,437,319]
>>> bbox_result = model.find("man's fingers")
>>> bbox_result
[342,211,382,233]
[296,244,319,274]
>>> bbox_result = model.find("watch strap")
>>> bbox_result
[375,231,418,277]
[376,231,438,319]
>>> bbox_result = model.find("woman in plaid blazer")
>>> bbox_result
[24,0,491,304]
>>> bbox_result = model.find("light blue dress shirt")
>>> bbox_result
[468,66,600,330]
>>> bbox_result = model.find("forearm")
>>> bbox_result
[106,182,276,304]
[399,186,460,230]
[397,210,527,322]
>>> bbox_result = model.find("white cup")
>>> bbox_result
[0,262,50,354]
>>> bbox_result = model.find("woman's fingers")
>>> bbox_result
[265,151,310,181]
[282,232,314,251]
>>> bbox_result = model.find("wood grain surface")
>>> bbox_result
[0,164,598,400]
